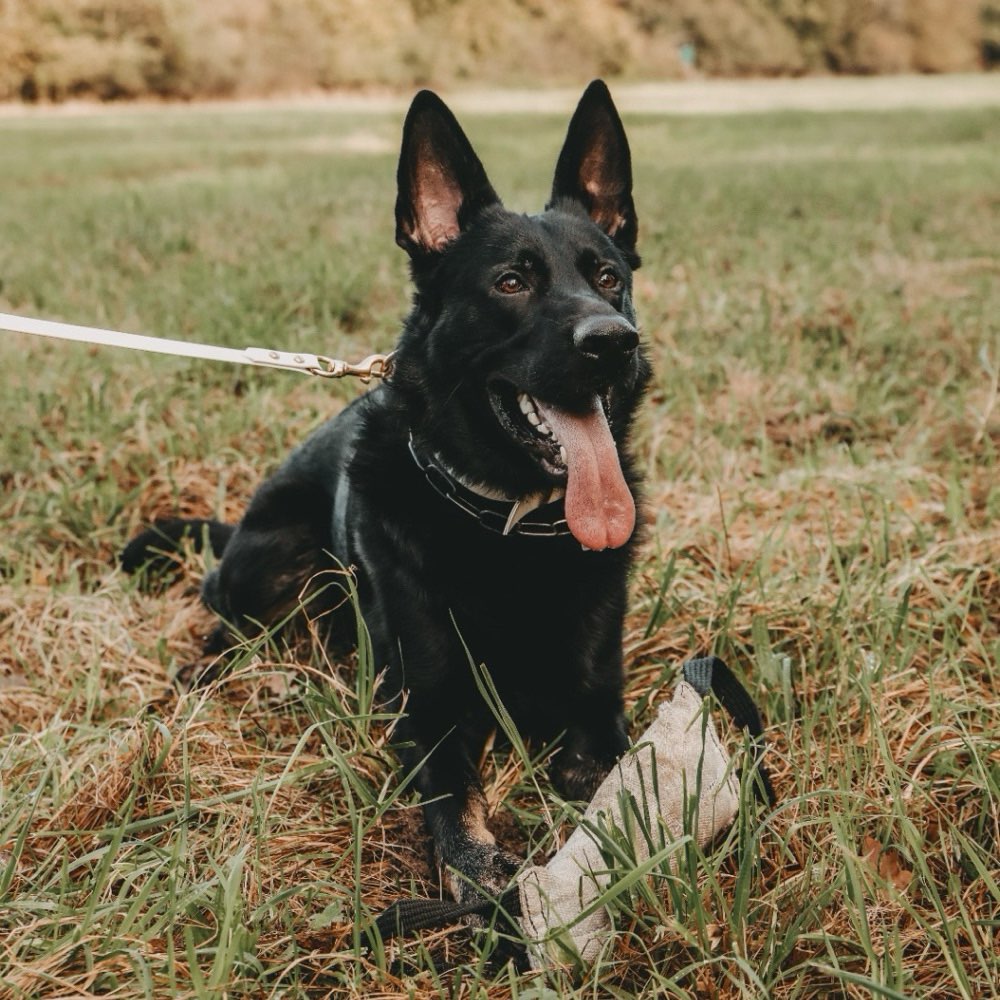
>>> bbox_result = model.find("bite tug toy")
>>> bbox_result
[372,656,774,969]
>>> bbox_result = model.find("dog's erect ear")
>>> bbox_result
[395,90,500,257]
[549,80,637,256]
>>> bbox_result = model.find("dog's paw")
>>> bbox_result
[552,755,612,803]
[445,842,523,908]
[170,625,237,691]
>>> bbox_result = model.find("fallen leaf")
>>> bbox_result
[878,847,914,891]
[860,835,913,892]
[862,835,881,868]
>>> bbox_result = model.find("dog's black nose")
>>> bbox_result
[573,316,639,366]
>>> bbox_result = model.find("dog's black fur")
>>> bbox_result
[123,80,651,905]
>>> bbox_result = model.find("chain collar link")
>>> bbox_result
[408,437,571,538]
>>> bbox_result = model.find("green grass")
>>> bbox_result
[1,96,998,998]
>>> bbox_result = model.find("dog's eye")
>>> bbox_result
[596,267,622,292]
[495,273,527,295]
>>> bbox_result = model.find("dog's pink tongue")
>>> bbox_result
[535,397,635,550]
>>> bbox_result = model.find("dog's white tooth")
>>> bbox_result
[559,445,568,465]
[518,394,533,415]
[527,411,540,426]
[537,421,550,435]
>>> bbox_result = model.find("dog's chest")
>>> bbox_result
[347,424,631,710]
[425,530,620,673]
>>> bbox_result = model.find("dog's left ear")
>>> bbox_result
[549,80,638,258]
[395,90,501,257]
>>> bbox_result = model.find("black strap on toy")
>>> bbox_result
[372,886,521,940]
[366,656,774,944]
[682,655,776,806]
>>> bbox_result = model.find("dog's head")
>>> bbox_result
[392,81,650,552]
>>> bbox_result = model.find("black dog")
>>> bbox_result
[123,80,651,906]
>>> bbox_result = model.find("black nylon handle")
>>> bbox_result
[683,655,776,805]
[371,885,521,940]
[373,897,492,938]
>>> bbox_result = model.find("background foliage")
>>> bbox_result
[0,0,996,103]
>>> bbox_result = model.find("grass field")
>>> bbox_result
[0,93,998,998]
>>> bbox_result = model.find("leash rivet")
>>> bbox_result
[269,350,280,359]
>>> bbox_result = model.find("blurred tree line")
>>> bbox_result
[0,0,995,102]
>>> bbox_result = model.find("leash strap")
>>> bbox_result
[0,311,393,381]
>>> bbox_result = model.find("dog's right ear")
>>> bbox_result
[395,91,500,258]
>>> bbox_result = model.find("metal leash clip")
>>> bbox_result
[310,352,395,382]
[244,347,394,382]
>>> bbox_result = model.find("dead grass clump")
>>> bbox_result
[41,723,151,845]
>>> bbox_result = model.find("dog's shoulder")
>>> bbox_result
[287,385,399,474]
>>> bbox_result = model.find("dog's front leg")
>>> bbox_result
[400,722,521,906]
[551,653,630,803]
[359,544,522,908]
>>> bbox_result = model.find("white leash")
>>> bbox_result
[0,311,393,381]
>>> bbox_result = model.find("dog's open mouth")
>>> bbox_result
[489,384,635,551]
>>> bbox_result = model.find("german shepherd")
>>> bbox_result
[122,80,650,907]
